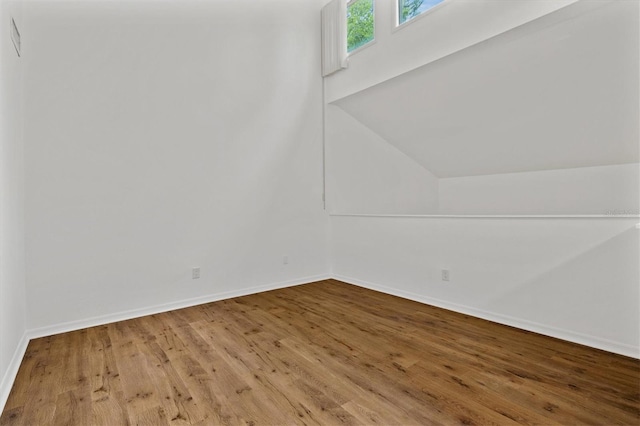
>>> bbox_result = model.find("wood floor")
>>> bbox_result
[1,280,639,425]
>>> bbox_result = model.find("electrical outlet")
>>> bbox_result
[283,255,289,265]
[441,269,450,282]
[192,267,200,279]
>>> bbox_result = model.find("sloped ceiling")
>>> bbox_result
[333,0,639,178]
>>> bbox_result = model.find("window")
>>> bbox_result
[347,0,374,53]
[398,0,445,26]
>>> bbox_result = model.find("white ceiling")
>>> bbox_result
[334,0,639,178]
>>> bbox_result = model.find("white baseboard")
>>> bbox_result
[1,273,329,414]
[0,332,29,414]
[332,274,640,359]
[3,271,637,415]
[27,273,332,340]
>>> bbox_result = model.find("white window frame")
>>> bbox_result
[393,0,450,32]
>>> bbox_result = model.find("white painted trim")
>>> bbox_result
[332,274,640,359]
[2,271,637,414]
[322,76,327,210]
[347,38,376,57]
[330,213,640,219]
[0,332,29,414]
[27,274,331,340]
[1,274,330,413]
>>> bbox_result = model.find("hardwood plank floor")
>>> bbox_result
[1,279,638,425]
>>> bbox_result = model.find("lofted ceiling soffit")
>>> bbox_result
[333,1,639,178]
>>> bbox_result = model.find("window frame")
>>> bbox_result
[393,0,450,32]
[347,0,376,56]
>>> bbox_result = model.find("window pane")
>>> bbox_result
[398,0,445,25]
[347,0,374,53]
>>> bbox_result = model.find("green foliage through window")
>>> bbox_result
[347,0,374,53]
[398,0,445,25]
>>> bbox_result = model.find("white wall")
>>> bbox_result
[23,0,329,332]
[331,217,640,357]
[328,0,638,216]
[326,0,640,357]
[326,105,438,214]
[332,0,639,181]
[0,0,26,408]
[438,164,640,215]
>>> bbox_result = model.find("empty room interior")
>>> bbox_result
[1,0,639,424]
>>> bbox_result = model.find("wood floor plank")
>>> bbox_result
[2,279,639,425]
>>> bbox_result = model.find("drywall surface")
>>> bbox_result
[326,0,640,357]
[325,0,578,102]
[438,164,640,215]
[333,0,639,179]
[0,0,26,408]
[328,0,638,215]
[326,105,438,214]
[23,0,329,330]
[331,216,640,357]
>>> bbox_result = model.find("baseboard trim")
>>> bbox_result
[332,274,640,359]
[0,332,29,414]
[2,274,330,414]
[4,271,636,415]
[27,273,331,340]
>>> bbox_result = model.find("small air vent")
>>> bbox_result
[11,17,21,57]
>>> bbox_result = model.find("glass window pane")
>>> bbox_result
[398,0,445,25]
[348,0,375,53]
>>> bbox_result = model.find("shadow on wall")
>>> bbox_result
[484,226,640,347]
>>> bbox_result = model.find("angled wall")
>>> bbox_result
[331,217,639,356]
[438,164,640,215]
[326,0,578,102]
[331,0,639,217]
[326,105,439,214]
[326,0,640,357]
